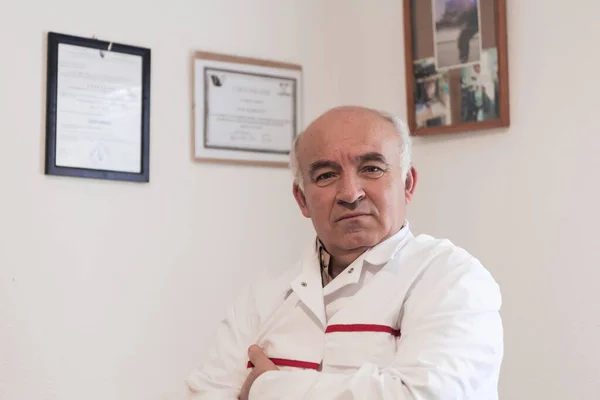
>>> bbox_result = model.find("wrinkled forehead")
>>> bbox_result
[296,112,401,167]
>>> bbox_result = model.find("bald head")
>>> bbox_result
[290,106,412,190]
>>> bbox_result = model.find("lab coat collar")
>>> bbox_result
[290,221,412,328]
[290,245,327,328]
[297,221,412,294]
[322,222,413,292]
[363,221,412,266]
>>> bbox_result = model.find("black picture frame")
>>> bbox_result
[45,31,151,182]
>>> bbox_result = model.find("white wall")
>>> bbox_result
[0,1,322,399]
[321,0,600,399]
[2,0,600,399]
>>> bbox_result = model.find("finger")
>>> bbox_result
[247,345,273,369]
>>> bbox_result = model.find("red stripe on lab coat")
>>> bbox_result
[247,358,320,370]
[325,324,401,337]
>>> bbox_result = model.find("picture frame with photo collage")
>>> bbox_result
[403,0,509,136]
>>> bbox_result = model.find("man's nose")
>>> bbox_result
[335,174,365,208]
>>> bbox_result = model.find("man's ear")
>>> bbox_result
[404,166,418,204]
[293,183,311,218]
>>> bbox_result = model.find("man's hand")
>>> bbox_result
[239,345,279,400]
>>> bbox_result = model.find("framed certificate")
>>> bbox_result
[193,51,302,166]
[45,32,151,182]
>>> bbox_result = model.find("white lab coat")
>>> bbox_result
[185,231,503,399]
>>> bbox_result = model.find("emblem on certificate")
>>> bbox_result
[44,32,151,182]
[193,51,303,166]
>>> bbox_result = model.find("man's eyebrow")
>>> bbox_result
[357,152,388,165]
[308,160,339,175]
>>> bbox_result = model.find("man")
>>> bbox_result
[184,106,503,399]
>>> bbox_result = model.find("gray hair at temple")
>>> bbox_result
[289,109,413,191]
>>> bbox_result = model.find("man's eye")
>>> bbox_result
[316,172,335,181]
[362,166,385,177]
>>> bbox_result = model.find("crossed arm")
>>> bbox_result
[184,262,503,399]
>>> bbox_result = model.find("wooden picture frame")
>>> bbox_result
[192,51,302,167]
[45,32,151,182]
[403,0,509,136]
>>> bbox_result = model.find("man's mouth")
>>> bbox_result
[336,213,370,222]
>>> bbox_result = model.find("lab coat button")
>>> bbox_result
[301,281,307,287]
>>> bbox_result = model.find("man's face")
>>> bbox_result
[293,108,417,256]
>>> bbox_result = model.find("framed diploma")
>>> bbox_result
[193,51,302,166]
[44,32,151,182]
